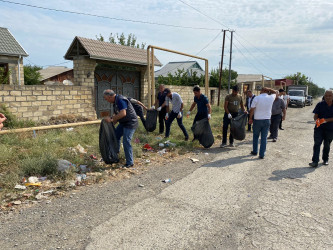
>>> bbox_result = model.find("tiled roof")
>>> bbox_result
[64,36,161,66]
[155,61,205,77]
[38,66,73,81]
[0,27,28,57]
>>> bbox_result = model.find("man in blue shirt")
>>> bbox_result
[103,89,138,168]
[187,86,211,123]
[309,90,333,167]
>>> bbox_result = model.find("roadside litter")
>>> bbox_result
[159,143,165,147]
[57,159,76,172]
[190,158,200,163]
[76,144,87,154]
[66,127,74,132]
[162,178,171,183]
[164,140,176,147]
[158,149,167,155]
[14,185,26,190]
[143,144,153,151]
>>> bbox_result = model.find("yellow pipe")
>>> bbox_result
[0,120,101,135]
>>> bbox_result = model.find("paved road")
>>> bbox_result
[1,102,333,249]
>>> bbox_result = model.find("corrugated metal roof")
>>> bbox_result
[237,74,263,83]
[155,61,205,77]
[64,36,161,66]
[0,27,28,57]
[38,66,73,81]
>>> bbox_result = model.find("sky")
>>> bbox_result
[0,0,332,89]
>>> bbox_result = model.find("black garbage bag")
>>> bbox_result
[145,110,158,132]
[99,119,119,164]
[230,113,247,141]
[191,118,214,148]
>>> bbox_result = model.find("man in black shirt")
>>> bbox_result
[309,90,333,167]
[153,84,167,134]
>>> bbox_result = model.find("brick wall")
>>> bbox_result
[0,85,97,122]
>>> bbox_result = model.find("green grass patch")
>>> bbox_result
[0,105,224,192]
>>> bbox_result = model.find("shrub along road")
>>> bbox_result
[1,101,332,249]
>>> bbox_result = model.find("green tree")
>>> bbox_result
[96,32,146,49]
[285,72,325,97]
[24,65,42,85]
[0,67,10,84]
[209,67,238,89]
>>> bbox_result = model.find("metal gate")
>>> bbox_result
[95,67,140,118]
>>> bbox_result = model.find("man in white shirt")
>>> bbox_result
[249,87,277,159]
[157,88,189,141]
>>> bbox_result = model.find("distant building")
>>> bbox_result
[38,66,74,85]
[0,27,28,85]
[155,61,205,79]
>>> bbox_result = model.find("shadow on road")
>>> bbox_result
[268,166,317,181]
[201,154,258,168]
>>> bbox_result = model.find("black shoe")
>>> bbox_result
[122,164,134,168]
[185,136,189,141]
[323,161,329,165]
[272,138,277,142]
[309,162,318,168]
[250,151,257,155]
[279,127,284,130]
[259,156,264,159]
[267,136,273,139]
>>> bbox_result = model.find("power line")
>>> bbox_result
[178,0,230,30]
[0,0,221,31]
[232,35,278,76]
[25,58,71,68]
[235,32,289,71]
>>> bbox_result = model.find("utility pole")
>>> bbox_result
[228,31,234,94]
[217,30,226,106]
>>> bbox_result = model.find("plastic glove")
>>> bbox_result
[228,113,232,119]
[177,112,182,119]
[208,114,211,120]
[157,107,162,112]
[186,111,191,118]
[316,118,326,128]
[151,105,155,110]
[165,113,169,120]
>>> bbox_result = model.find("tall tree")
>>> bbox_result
[96,32,146,49]
[24,65,42,85]
[285,72,325,97]
[209,67,238,89]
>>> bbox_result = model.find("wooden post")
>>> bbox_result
[151,47,155,107]
[147,46,151,107]
[205,60,209,96]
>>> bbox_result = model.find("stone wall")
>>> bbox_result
[0,55,24,85]
[0,85,96,122]
[73,56,96,87]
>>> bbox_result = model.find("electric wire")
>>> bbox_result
[0,0,221,31]
[155,30,222,78]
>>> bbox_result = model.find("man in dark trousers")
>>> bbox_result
[268,92,286,142]
[309,90,333,167]
[153,84,167,134]
[103,89,138,168]
[245,90,256,131]
[187,86,212,141]
[157,88,189,141]
[221,85,246,148]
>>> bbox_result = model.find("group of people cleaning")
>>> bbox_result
[102,84,291,167]
[1,85,331,169]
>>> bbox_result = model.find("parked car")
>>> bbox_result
[306,95,313,106]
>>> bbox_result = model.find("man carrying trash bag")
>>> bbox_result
[187,86,212,141]
[221,85,247,148]
[103,89,138,168]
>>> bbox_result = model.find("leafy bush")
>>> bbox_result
[0,104,36,128]
[20,154,58,177]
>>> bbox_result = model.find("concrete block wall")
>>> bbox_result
[0,55,24,85]
[0,85,97,122]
